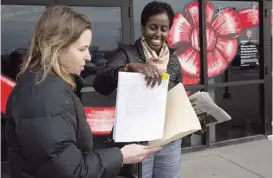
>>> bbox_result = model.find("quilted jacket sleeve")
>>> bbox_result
[5,77,123,178]
[9,112,123,178]
[93,48,128,96]
[174,56,183,85]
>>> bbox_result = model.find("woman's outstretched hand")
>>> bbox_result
[120,144,161,164]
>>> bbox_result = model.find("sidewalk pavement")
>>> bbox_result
[1,139,271,178]
[180,139,272,178]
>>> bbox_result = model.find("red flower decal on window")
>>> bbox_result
[169,1,242,85]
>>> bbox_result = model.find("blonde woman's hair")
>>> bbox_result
[17,5,92,88]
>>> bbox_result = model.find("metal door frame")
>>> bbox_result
[2,0,55,7]
[263,0,272,136]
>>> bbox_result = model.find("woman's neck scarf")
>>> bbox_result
[140,37,170,74]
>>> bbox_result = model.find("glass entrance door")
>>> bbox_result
[204,0,270,143]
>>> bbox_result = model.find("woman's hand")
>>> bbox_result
[127,63,162,87]
[120,144,161,164]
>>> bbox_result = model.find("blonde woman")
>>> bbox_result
[5,6,161,178]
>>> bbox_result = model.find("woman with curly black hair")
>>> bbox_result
[94,1,182,178]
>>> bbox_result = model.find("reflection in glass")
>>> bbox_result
[72,7,122,51]
[1,5,46,53]
[70,7,123,107]
[207,1,260,83]
[212,85,262,142]
[1,5,46,80]
[71,7,122,85]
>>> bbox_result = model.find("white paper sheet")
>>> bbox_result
[113,72,169,142]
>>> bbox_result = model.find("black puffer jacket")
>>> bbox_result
[5,68,123,178]
[93,38,182,95]
[93,38,183,176]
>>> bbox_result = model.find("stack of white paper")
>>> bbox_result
[113,72,203,146]
[113,72,169,142]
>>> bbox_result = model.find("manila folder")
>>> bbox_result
[148,83,201,147]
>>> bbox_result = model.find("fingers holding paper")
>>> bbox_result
[127,63,162,87]
[120,144,162,164]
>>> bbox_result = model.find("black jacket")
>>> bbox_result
[5,68,123,178]
[92,39,183,177]
[93,38,182,95]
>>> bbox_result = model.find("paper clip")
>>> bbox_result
[161,73,169,88]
